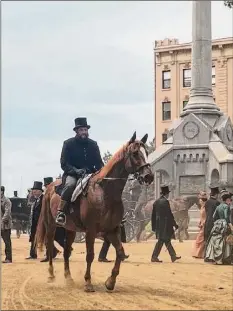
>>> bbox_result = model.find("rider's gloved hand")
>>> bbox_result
[75,168,86,177]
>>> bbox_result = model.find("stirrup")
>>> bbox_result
[55,211,66,226]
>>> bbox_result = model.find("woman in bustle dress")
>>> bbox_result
[192,191,207,259]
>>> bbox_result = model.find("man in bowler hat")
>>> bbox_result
[56,117,104,226]
[151,185,181,263]
[26,181,44,259]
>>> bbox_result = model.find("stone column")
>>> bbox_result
[181,0,221,117]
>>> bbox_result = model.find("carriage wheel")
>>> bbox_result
[125,222,135,243]
[74,232,86,243]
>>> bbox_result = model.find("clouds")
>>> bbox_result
[2,1,232,196]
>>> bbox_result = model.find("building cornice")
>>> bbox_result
[154,37,233,54]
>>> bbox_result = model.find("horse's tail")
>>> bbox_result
[34,192,52,251]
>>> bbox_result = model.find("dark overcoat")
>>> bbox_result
[29,195,43,242]
[204,196,220,241]
[60,137,104,177]
[151,196,177,240]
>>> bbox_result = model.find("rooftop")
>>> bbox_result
[154,37,233,53]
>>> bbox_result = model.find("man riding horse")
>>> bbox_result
[56,117,104,226]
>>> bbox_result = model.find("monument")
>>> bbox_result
[149,0,233,199]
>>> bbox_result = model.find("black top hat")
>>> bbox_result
[73,117,90,131]
[14,191,18,197]
[1,186,5,192]
[44,177,53,186]
[160,184,170,195]
[31,181,43,191]
[209,183,219,194]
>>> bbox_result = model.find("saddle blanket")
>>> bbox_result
[71,174,92,203]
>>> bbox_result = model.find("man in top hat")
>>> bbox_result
[203,184,220,255]
[40,177,68,262]
[151,184,181,263]
[26,181,44,259]
[56,117,104,226]
[1,186,13,263]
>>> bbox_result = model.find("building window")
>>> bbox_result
[162,102,171,121]
[183,69,191,87]
[162,133,168,143]
[183,100,188,108]
[212,66,216,85]
[162,70,171,89]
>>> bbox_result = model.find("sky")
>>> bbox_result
[2,1,233,197]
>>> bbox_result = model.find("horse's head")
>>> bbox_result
[183,194,200,209]
[124,131,154,185]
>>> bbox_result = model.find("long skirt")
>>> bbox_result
[192,227,205,258]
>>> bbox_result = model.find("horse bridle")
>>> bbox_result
[102,148,150,182]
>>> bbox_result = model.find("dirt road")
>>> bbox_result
[1,234,232,310]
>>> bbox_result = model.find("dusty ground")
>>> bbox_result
[1,233,232,310]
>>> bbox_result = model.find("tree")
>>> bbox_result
[103,150,112,164]
[224,0,233,8]
[145,138,155,155]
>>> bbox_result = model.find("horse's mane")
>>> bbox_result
[95,144,128,181]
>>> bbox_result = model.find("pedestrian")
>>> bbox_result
[98,217,129,262]
[26,181,43,260]
[203,184,220,262]
[151,184,181,263]
[40,177,67,262]
[1,186,13,263]
[192,191,207,259]
[205,193,233,264]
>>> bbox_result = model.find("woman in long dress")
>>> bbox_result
[192,191,207,258]
[204,193,233,265]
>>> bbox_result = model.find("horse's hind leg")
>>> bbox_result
[64,230,76,281]
[84,231,95,292]
[47,228,56,281]
[105,228,124,291]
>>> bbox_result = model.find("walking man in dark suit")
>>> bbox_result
[204,184,220,243]
[26,181,44,259]
[98,217,129,262]
[40,177,67,262]
[151,184,181,263]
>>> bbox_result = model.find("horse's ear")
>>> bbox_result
[140,134,148,144]
[129,131,136,144]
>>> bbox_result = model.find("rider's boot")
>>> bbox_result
[55,200,68,226]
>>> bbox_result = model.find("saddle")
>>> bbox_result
[55,174,93,202]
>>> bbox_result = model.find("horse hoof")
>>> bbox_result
[47,276,55,283]
[105,278,116,291]
[84,284,95,292]
[66,277,74,286]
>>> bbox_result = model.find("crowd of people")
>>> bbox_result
[192,186,233,264]
[1,116,233,265]
[1,178,130,264]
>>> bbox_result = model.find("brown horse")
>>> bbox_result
[35,132,154,292]
[135,195,200,242]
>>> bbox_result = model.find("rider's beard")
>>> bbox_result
[77,133,89,141]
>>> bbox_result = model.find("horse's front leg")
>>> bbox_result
[105,227,124,291]
[84,230,95,292]
[64,230,76,282]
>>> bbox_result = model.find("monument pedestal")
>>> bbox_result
[149,1,233,198]
[149,112,233,199]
